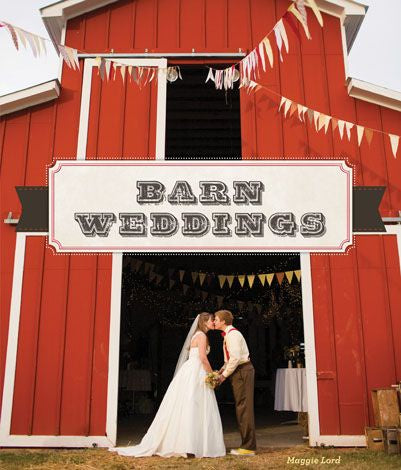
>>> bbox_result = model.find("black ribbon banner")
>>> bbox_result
[15,186,386,234]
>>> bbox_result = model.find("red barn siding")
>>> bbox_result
[311,235,401,434]
[1,0,401,440]
[10,238,112,435]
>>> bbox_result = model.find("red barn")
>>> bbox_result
[1,0,400,448]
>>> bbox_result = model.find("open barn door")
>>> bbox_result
[0,58,167,447]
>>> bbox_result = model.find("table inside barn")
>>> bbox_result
[274,368,308,412]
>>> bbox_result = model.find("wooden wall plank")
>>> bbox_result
[60,256,98,435]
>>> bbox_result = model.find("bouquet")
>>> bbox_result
[205,371,220,389]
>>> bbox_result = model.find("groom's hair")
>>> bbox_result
[215,310,233,325]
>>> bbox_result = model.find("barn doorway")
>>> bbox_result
[116,254,307,448]
[165,64,241,159]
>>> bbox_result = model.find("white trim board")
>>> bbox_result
[0,81,60,117]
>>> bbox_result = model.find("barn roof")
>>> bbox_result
[2,0,401,116]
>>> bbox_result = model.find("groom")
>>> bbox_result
[214,310,256,456]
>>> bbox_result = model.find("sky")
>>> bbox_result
[0,0,400,97]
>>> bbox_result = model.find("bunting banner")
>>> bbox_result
[205,0,322,90]
[246,81,401,158]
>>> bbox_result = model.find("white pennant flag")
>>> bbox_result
[323,115,331,133]
[389,134,399,158]
[356,125,365,146]
[284,99,292,118]
[262,37,274,68]
[345,122,354,141]
[258,41,266,71]
[297,104,304,122]
[279,96,287,112]
[337,120,345,140]
[205,68,214,83]
[274,23,283,61]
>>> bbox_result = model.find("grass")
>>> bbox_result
[0,446,400,470]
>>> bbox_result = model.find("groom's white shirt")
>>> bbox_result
[222,325,250,378]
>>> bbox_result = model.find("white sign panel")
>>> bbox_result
[48,160,352,253]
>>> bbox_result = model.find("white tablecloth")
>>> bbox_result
[274,368,308,412]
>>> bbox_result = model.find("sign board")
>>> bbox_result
[48,160,352,253]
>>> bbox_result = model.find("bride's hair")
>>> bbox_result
[196,312,213,334]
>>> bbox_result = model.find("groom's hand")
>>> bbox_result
[218,374,226,384]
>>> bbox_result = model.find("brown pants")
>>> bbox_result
[229,362,256,450]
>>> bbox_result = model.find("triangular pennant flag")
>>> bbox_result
[389,134,399,158]
[216,295,224,308]
[356,125,365,146]
[5,23,19,50]
[365,128,374,146]
[262,37,274,68]
[294,270,302,282]
[201,291,208,300]
[284,99,292,118]
[206,274,214,286]
[14,27,27,49]
[227,275,235,288]
[345,122,354,141]
[258,41,266,72]
[198,273,206,286]
[179,270,185,282]
[313,111,320,131]
[317,113,326,132]
[258,274,266,286]
[218,275,227,289]
[276,272,285,285]
[337,120,345,140]
[307,108,314,125]
[65,46,78,70]
[191,272,199,284]
[285,271,294,284]
[289,102,297,117]
[183,284,190,295]
[247,275,255,288]
[277,19,289,53]
[288,4,311,40]
[205,67,215,83]
[279,96,287,112]
[98,58,106,80]
[266,273,274,286]
[169,279,175,289]
[274,22,284,61]
[332,117,338,131]
[105,60,112,80]
[295,0,308,24]
[238,275,246,287]
[297,104,305,122]
[283,11,302,43]
[306,0,323,27]
[323,115,331,133]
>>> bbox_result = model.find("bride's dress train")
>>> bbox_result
[110,344,226,458]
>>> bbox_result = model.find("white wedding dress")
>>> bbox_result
[110,333,226,458]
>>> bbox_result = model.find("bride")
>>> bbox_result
[110,312,226,458]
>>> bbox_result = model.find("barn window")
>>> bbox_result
[165,65,241,159]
